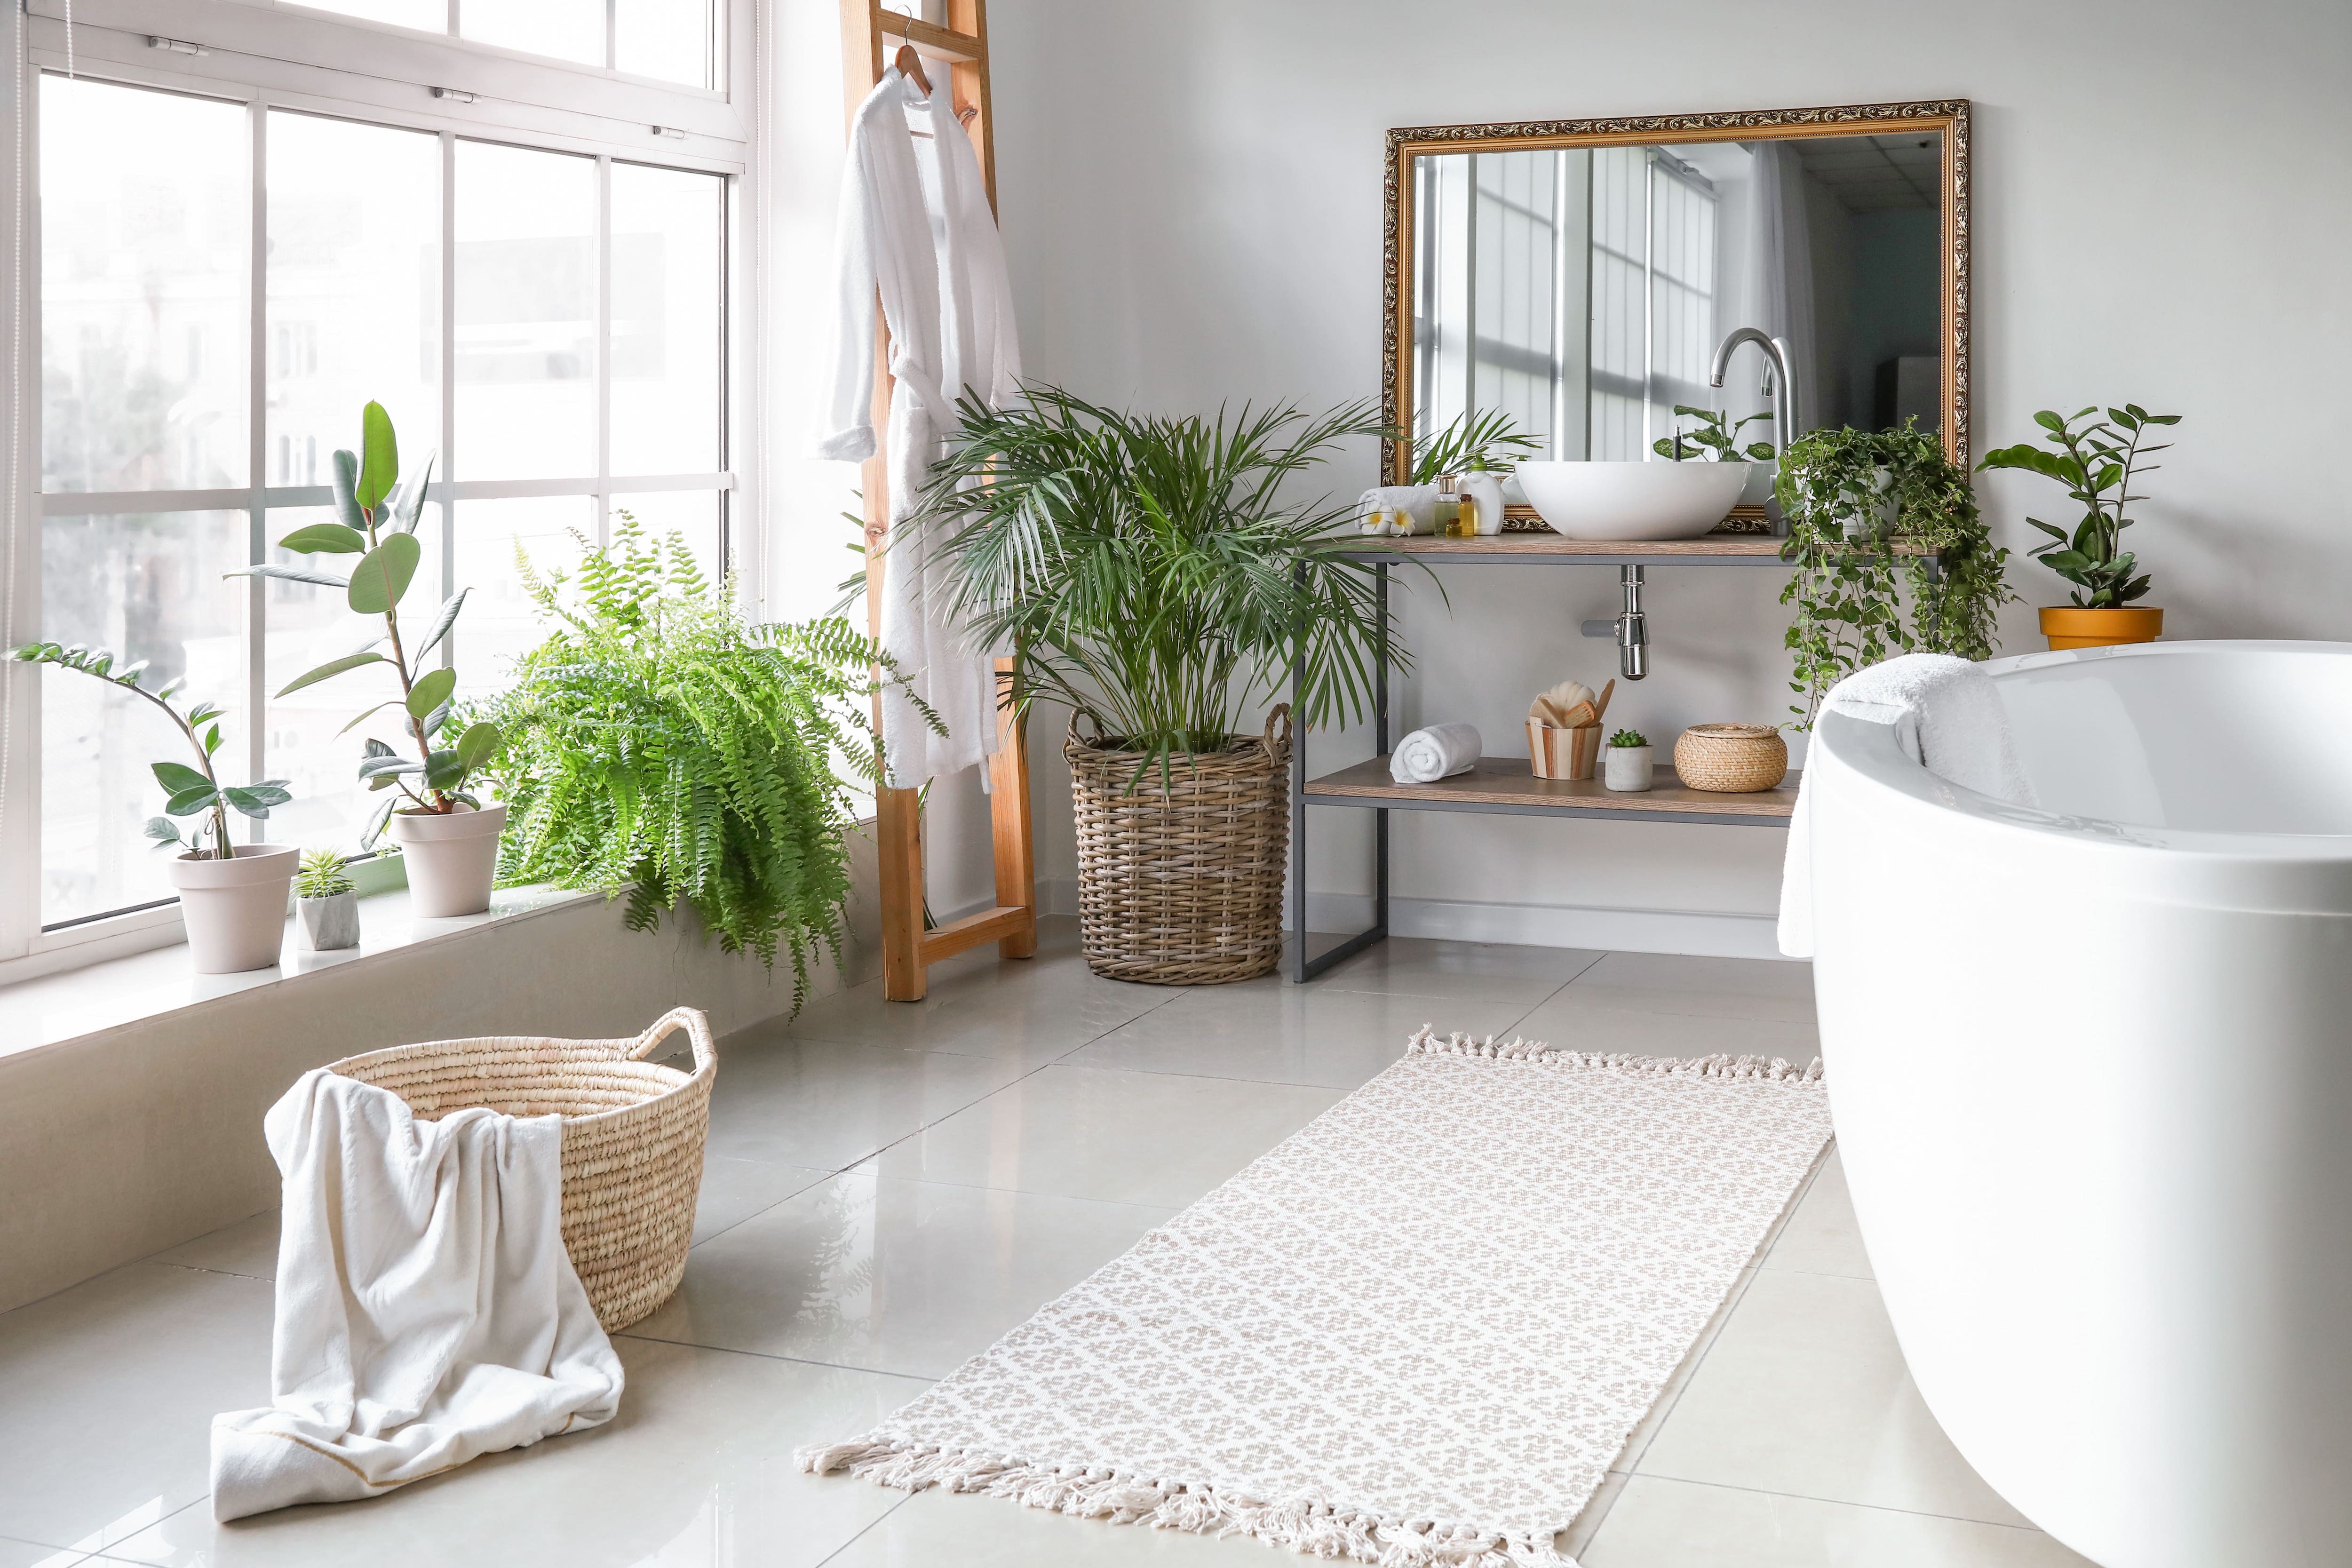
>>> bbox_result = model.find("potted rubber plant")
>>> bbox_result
[1979,403,2182,651]
[236,401,504,915]
[294,848,360,952]
[913,387,1403,985]
[7,641,294,972]
[1654,405,1778,509]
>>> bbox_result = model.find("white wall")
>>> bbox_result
[985,0,2352,946]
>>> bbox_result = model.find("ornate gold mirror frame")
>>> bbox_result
[1383,100,1972,503]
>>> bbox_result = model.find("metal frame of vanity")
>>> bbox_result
[1286,533,1940,983]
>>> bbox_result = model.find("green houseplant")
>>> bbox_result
[294,847,360,952]
[7,641,295,972]
[481,515,905,1012]
[1653,406,1776,464]
[1603,727,1653,793]
[1776,422,2017,727]
[236,400,505,915]
[912,386,1403,984]
[1978,402,2182,650]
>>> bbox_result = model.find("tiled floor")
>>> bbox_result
[0,920,2096,1568]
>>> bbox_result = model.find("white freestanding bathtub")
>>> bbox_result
[1804,640,2352,1568]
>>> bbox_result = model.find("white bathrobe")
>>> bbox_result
[818,65,1022,790]
[209,1070,623,1520]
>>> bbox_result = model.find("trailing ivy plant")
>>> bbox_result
[7,641,289,856]
[479,514,924,1011]
[1776,422,2017,728]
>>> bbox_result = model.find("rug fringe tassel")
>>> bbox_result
[794,1438,1573,1568]
[1405,1026,1824,1085]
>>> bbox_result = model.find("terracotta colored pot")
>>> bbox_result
[172,844,297,974]
[389,802,507,917]
[2041,606,2162,651]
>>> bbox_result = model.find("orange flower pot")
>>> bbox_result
[2041,606,2162,652]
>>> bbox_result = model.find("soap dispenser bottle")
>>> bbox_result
[1461,455,1508,537]
[1432,476,1464,538]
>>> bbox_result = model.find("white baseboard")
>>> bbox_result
[1038,881,1789,962]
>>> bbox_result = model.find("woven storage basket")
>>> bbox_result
[1066,705,1291,986]
[328,1007,716,1332]
[1674,723,1789,793]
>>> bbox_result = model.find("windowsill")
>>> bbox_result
[0,882,603,1063]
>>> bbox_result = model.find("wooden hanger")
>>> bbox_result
[893,42,932,97]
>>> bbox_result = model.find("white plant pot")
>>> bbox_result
[1604,745,1654,792]
[171,844,297,974]
[297,890,361,951]
[388,802,507,917]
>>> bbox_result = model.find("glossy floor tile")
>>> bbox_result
[1065,979,1534,1089]
[1581,1476,2097,1567]
[628,1168,1173,1378]
[866,1061,1347,1207]
[0,933,2094,1567]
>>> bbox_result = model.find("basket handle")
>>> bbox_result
[1065,707,1107,747]
[628,1007,716,1074]
[1262,702,1293,749]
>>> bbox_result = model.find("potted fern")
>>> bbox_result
[481,515,906,1013]
[913,388,1401,985]
[7,642,294,972]
[237,401,504,915]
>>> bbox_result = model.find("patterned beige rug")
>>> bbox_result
[798,1028,1831,1567]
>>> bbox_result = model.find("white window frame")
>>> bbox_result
[0,0,760,974]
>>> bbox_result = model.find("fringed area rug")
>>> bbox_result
[796,1028,1832,1567]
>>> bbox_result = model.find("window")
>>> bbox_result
[8,4,742,945]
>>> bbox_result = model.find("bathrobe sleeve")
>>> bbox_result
[814,103,885,463]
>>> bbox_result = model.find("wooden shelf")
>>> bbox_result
[1334,533,1936,566]
[1303,755,1798,827]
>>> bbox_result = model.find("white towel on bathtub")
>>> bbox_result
[1391,723,1482,783]
[1779,654,2036,957]
[208,1070,623,1520]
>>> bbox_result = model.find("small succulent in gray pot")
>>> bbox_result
[1603,727,1654,793]
[294,849,361,952]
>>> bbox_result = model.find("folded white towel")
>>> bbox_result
[209,1069,624,1520]
[1391,723,1482,783]
[1779,654,2036,957]
[1357,484,1438,535]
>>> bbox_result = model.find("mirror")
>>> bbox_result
[1383,103,1968,518]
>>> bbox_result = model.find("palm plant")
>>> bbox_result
[1408,408,1545,484]
[909,387,1405,767]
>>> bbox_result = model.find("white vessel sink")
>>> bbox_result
[1516,460,1749,541]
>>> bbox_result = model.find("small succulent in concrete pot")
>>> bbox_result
[1604,727,1653,793]
[294,848,361,952]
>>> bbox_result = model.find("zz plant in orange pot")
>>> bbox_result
[1979,403,2183,651]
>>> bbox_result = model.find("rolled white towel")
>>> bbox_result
[1357,484,1438,536]
[1391,723,1482,784]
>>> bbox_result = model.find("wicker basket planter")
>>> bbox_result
[328,1007,717,1332]
[1674,723,1790,793]
[1066,706,1291,986]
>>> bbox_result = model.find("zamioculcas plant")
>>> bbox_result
[233,401,500,845]
[1978,403,2183,608]
[6,640,289,855]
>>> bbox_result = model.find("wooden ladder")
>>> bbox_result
[840,0,1038,1001]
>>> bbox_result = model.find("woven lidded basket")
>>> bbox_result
[1674,723,1789,793]
[1066,705,1291,986]
[329,1007,716,1332]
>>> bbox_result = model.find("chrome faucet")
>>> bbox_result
[1708,326,1801,457]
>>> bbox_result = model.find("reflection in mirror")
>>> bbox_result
[1410,131,1944,476]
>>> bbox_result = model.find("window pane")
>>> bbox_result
[610,163,721,476]
[611,491,721,592]
[40,78,246,493]
[617,0,715,87]
[451,496,589,699]
[262,505,448,855]
[462,0,604,68]
[297,0,445,29]
[455,142,597,481]
[40,512,249,926]
[268,113,440,495]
